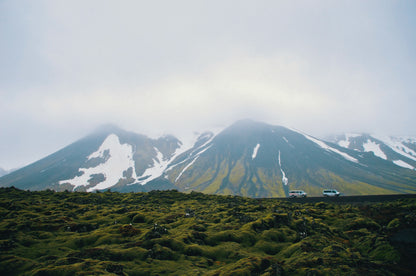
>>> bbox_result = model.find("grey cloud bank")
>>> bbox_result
[1,0,415,170]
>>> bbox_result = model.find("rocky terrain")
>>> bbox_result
[1,187,415,275]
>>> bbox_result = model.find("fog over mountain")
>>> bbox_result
[0,168,8,177]
[1,1,415,170]
[1,120,415,197]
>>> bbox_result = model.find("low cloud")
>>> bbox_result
[1,1,415,169]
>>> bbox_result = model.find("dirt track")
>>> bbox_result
[279,194,416,204]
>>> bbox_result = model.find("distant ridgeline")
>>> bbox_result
[1,120,416,197]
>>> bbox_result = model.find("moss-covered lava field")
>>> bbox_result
[1,187,415,275]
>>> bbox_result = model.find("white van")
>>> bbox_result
[289,190,307,198]
[323,189,340,197]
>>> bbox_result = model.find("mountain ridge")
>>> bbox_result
[1,120,415,197]
[0,168,9,177]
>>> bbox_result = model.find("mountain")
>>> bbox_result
[329,133,416,170]
[1,120,415,197]
[0,167,17,177]
[163,120,416,197]
[0,124,192,192]
[0,168,9,177]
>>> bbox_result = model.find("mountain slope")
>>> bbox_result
[163,120,416,197]
[0,125,187,192]
[1,120,415,197]
[331,134,416,170]
[0,168,9,177]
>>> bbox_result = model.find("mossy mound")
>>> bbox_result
[0,187,415,275]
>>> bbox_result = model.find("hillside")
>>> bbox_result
[1,120,416,197]
[164,120,416,197]
[330,133,416,170]
[0,168,8,177]
[1,187,415,275]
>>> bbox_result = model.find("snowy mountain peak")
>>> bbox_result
[372,135,416,162]
[59,134,138,192]
[331,133,416,170]
[2,121,416,197]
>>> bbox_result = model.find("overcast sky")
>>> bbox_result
[1,0,415,170]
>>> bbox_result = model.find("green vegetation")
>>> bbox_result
[0,187,415,275]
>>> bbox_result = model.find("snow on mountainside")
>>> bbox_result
[372,135,416,161]
[58,132,205,191]
[332,134,416,170]
[252,144,260,159]
[299,131,359,163]
[162,119,416,197]
[59,134,139,191]
[1,121,416,197]
[363,140,387,160]
[137,132,207,185]
[278,151,288,186]
[168,132,217,184]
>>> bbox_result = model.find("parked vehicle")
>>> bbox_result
[289,190,307,198]
[323,189,340,197]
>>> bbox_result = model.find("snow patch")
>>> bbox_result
[302,133,359,163]
[59,134,138,191]
[278,151,288,186]
[175,156,199,183]
[393,160,415,170]
[166,132,216,172]
[337,133,360,148]
[137,147,170,185]
[363,140,387,160]
[252,144,260,159]
[137,132,214,185]
[373,135,416,162]
[175,144,212,182]
[172,133,216,182]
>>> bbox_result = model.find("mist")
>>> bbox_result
[1,0,415,169]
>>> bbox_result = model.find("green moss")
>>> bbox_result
[345,217,381,231]
[278,242,303,258]
[0,187,414,275]
[254,240,282,255]
[184,244,203,256]
[387,218,400,230]
[0,255,37,275]
[370,243,400,263]
[131,213,146,223]
[208,256,281,276]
